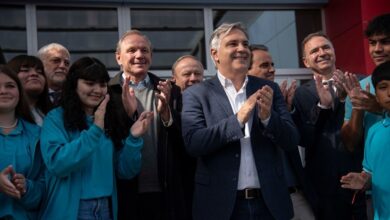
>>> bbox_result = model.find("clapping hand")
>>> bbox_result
[12,173,26,196]
[314,74,333,108]
[341,172,370,190]
[130,111,154,138]
[122,76,138,118]
[257,85,274,120]
[237,85,274,124]
[333,69,347,100]
[0,165,22,199]
[359,83,382,113]
[237,91,259,125]
[94,94,110,129]
[155,80,172,122]
[279,80,296,111]
[342,72,382,113]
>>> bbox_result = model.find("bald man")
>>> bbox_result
[172,55,204,92]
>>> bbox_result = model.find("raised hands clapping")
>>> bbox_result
[340,72,382,113]
[0,165,26,199]
[332,69,348,100]
[257,85,274,120]
[94,94,110,129]
[341,171,371,190]
[314,74,333,108]
[155,80,172,122]
[279,80,296,111]
[122,76,138,118]
[130,111,154,137]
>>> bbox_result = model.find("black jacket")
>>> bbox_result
[109,72,192,220]
[292,79,366,219]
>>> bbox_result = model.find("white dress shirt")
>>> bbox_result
[217,72,261,190]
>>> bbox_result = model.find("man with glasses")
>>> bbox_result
[37,43,70,106]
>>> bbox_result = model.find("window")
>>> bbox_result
[36,6,118,70]
[131,9,206,70]
[0,4,321,82]
[0,5,27,62]
[213,10,300,69]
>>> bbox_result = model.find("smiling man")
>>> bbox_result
[181,22,299,220]
[109,30,188,220]
[292,32,367,219]
[248,44,275,81]
[171,55,204,92]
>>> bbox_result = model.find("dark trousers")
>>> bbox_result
[317,190,367,220]
[134,192,163,220]
[117,179,164,220]
[230,193,275,220]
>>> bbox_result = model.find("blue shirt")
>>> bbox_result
[363,113,390,220]
[39,107,143,220]
[0,119,44,220]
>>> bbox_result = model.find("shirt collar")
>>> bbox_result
[49,88,61,94]
[383,111,390,127]
[322,78,334,85]
[121,73,150,89]
[0,119,23,136]
[217,71,248,92]
[312,74,334,85]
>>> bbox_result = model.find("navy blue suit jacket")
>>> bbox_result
[181,75,299,220]
[292,80,365,219]
[292,80,363,195]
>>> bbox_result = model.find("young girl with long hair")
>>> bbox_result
[39,57,153,220]
[7,55,51,126]
[0,65,45,219]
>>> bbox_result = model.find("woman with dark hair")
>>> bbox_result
[0,65,45,219]
[8,55,51,125]
[39,57,153,220]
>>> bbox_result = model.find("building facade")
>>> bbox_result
[1,0,388,80]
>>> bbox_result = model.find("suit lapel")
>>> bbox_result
[208,76,234,116]
[246,76,261,97]
[308,80,320,99]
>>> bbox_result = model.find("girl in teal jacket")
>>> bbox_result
[0,65,45,219]
[39,57,153,220]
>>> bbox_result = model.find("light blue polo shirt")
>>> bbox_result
[363,113,390,220]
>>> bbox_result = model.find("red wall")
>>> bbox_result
[324,0,390,75]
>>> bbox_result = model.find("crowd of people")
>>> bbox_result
[0,12,389,220]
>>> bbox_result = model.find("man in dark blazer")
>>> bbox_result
[292,32,366,219]
[111,29,189,220]
[181,22,299,220]
[248,44,318,219]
